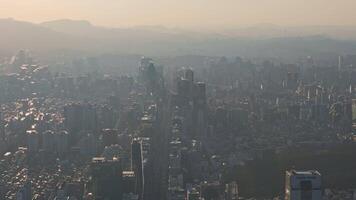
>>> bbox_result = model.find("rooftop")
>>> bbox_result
[289,170,321,176]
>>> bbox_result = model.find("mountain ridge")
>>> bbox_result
[1,18,356,58]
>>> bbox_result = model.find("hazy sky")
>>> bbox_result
[1,0,356,28]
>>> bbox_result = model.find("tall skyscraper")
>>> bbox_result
[0,111,4,141]
[90,157,123,200]
[131,139,144,200]
[338,55,343,71]
[26,130,39,153]
[64,103,99,144]
[184,68,194,83]
[225,181,238,200]
[285,170,322,200]
[16,181,32,200]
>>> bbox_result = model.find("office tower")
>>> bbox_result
[225,181,239,200]
[16,181,32,200]
[330,101,353,133]
[193,82,207,137]
[42,130,55,152]
[42,130,69,155]
[122,171,137,196]
[90,157,123,200]
[140,138,154,200]
[78,132,99,157]
[101,129,119,148]
[184,68,194,83]
[131,139,144,199]
[63,181,85,200]
[26,130,39,153]
[139,57,164,96]
[177,78,191,102]
[0,183,4,200]
[55,130,69,155]
[215,107,228,133]
[186,187,200,200]
[0,111,4,141]
[139,57,153,72]
[82,104,99,133]
[64,103,98,137]
[179,67,195,99]
[138,57,152,85]
[63,103,83,134]
[338,55,343,71]
[285,170,322,200]
[100,106,117,129]
[286,72,299,90]
[195,82,206,106]
[200,182,224,200]
[225,182,239,200]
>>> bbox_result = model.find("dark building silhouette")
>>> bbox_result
[63,103,98,143]
[131,139,144,199]
[0,111,4,141]
[90,157,123,200]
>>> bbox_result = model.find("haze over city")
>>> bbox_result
[2,0,356,29]
[1,1,356,200]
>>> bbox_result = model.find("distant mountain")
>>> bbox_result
[40,20,356,40]
[1,18,356,59]
[41,19,214,39]
[222,24,356,40]
[41,19,94,36]
[0,18,90,53]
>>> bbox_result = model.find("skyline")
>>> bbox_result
[1,0,356,29]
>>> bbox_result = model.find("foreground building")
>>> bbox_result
[285,170,322,200]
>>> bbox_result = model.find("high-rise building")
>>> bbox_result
[90,157,123,200]
[78,132,99,157]
[100,106,117,129]
[0,111,4,141]
[184,68,194,83]
[186,186,200,200]
[200,182,224,200]
[177,78,191,103]
[64,103,98,140]
[338,55,343,71]
[26,130,39,153]
[102,129,119,147]
[122,171,137,197]
[225,181,239,200]
[42,130,55,152]
[285,170,322,200]
[16,181,32,200]
[138,57,164,96]
[63,103,83,133]
[55,130,69,155]
[131,139,144,199]
[194,82,206,106]
[41,130,69,155]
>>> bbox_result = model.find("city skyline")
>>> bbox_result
[0,1,356,199]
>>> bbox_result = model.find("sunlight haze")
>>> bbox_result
[1,0,356,28]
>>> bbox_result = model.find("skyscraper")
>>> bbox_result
[26,130,39,153]
[131,139,144,199]
[16,181,32,200]
[285,170,322,200]
[90,157,123,200]
[0,111,4,141]
[184,68,194,83]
